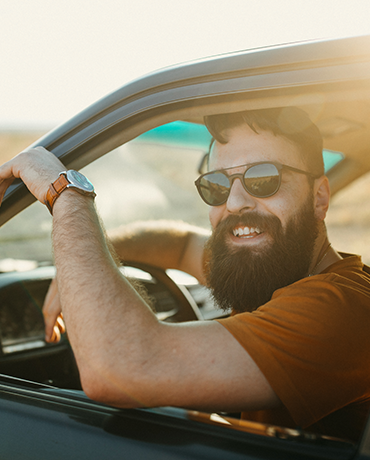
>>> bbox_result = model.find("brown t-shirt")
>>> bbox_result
[217,255,370,442]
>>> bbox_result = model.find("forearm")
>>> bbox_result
[52,194,278,413]
[52,192,160,402]
[108,220,210,283]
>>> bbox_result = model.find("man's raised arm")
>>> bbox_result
[0,148,280,414]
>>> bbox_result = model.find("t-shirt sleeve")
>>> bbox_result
[216,274,370,428]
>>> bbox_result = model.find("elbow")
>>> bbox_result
[79,364,142,409]
[79,371,110,404]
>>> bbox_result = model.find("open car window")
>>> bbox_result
[0,121,346,266]
[82,122,211,232]
[0,123,210,265]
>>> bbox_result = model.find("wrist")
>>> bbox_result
[52,187,96,215]
[45,170,96,215]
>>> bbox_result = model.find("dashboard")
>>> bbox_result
[0,263,224,388]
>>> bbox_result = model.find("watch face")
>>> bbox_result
[67,170,94,193]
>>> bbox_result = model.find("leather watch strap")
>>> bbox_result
[45,174,70,214]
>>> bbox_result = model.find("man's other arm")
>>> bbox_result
[108,221,210,284]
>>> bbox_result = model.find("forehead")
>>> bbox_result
[209,124,304,171]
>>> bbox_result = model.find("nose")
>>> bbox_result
[226,178,257,213]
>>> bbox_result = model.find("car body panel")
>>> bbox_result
[0,375,355,460]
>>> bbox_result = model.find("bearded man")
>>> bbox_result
[1,107,369,443]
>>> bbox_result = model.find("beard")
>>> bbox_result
[204,195,319,314]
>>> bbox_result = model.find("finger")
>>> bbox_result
[0,159,16,179]
[43,279,63,341]
[43,278,59,312]
[56,314,66,334]
[47,315,65,343]
[44,299,62,341]
[45,314,65,343]
[0,149,65,204]
[48,314,66,342]
[0,177,15,206]
[49,324,61,343]
[45,312,59,342]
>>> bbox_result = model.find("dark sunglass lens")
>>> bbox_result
[198,172,230,205]
[244,164,280,197]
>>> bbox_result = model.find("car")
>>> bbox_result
[1,34,370,459]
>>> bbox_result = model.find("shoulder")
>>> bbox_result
[270,254,370,306]
[218,256,370,347]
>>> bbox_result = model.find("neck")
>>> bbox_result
[308,234,342,277]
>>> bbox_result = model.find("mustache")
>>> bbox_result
[213,212,282,236]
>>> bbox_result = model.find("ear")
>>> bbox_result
[313,176,330,221]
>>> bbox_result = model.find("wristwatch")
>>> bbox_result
[45,170,96,214]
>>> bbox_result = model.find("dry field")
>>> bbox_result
[1,130,369,265]
[0,130,46,163]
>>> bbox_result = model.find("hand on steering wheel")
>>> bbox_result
[43,277,65,343]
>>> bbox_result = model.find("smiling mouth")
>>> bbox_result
[232,226,263,238]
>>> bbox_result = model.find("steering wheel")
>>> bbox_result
[123,262,203,323]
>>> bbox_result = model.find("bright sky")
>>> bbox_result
[0,0,369,129]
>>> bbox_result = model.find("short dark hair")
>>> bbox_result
[204,107,324,177]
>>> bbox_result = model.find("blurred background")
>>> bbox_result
[0,0,370,262]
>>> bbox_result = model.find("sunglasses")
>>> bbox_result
[195,161,319,206]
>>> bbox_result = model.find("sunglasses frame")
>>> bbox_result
[195,161,320,206]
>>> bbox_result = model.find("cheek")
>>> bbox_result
[209,206,224,229]
[273,181,311,220]
[263,196,302,230]
[275,201,299,224]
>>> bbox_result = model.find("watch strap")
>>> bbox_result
[45,173,70,214]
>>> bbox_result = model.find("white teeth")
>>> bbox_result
[233,226,262,237]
